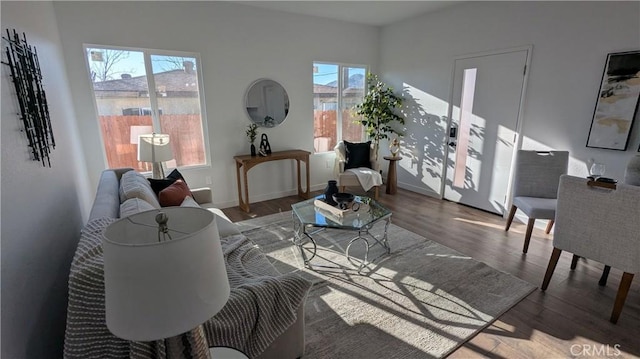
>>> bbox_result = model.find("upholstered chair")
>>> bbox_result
[334,140,382,199]
[504,150,569,253]
[541,175,640,323]
[597,154,640,285]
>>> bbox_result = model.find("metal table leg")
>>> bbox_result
[346,216,392,271]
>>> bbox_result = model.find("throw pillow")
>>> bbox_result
[119,170,161,208]
[148,178,177,196]
[167,168,187,184]
[344,141,372,169]
[120,198,155,218]
[159,180,191,207]
[180,195,201,208]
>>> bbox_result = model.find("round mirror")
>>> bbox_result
[244,79,290,127]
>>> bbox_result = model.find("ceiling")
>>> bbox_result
[236,1,461,26]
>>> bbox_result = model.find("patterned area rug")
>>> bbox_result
[236,211,536,358]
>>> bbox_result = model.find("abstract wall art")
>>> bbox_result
[2,29,55,167]
[586,50,640,151]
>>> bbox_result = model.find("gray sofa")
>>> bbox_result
[71,168,307,359]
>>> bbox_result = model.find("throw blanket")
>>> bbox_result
[64,218,311,359]
[346,167,383,191]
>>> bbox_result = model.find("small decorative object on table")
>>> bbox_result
[588,162,606,180]
[332,192,360,211]
[245,123,258,157]
[324,180,339,205]
[389,137,400,157]
[259,133,272,155]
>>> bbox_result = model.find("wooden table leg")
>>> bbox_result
[386,159,398,194]
[296,159,302,198]
[236,162,250,213]
[305,157,310,198]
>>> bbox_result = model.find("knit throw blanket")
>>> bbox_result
[346,167,383,191]
[64,218,311,358]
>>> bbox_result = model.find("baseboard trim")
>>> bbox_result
[397,181,441,198]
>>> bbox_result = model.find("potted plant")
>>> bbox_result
[245,123,258,156]
[354,74,404,162]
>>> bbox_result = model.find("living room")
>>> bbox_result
[2,1,639,358]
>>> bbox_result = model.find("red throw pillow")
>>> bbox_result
[158,180,191,207]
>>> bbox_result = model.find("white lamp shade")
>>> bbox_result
[103,207,230,341]
[138,133,174,163]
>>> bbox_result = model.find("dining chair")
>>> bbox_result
[334,140,381,199]
[504,150,569,253]
[592,154,640,286]
[541,175,640,323]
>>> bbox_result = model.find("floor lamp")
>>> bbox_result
[103,207,230,358]
[138,133,173,179]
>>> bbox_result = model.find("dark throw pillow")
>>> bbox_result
[158,179,192,207]
[344,141,371,169]
[148,178,177,196]
[148,169,189,196]
[167,168,187,184]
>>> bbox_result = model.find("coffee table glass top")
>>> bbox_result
[291,195,391,230]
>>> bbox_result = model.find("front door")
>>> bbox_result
[444,48,530,215]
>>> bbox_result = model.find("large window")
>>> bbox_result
[313,62,366,153]
[85,45,208,171]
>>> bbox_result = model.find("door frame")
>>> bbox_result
[440,45,533,217]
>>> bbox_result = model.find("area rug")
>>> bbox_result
[235,211,536,358]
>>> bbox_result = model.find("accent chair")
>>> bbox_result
[334,140,381,200]
[504,150,569,253]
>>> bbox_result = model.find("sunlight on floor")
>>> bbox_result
[453,217,524,233]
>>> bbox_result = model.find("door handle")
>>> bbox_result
[448,141,457,147]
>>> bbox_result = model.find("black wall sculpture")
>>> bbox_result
[2,29,55,167]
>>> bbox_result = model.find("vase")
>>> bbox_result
[250,143,256,157]
[324,180,339,206]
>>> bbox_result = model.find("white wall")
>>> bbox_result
[380,1,640,197]
[1,1,91,357]
[53,1,380,208]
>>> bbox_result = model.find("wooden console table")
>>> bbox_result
[234,150,311,213]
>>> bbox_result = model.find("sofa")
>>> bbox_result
[64,168,310,359]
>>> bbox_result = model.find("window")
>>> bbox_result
[85,45,208,171]
[313,62,366,153]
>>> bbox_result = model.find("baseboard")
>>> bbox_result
[217,183,326,209]
[397,181,441,198]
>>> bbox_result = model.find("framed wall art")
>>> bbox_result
[586,50,640,151]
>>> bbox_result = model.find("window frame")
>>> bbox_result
[313,61,368,153]
[83,43,211,171]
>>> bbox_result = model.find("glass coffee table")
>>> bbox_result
[291,195,392,271]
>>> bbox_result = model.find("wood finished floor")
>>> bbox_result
[222,186,640,359]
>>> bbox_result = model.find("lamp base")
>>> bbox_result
[165,325,211,359]
[152,162,166,179]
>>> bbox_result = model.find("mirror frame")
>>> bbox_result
[244,78,290,128]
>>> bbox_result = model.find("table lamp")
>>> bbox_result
[138,133,173,179]
[103,207,230,358]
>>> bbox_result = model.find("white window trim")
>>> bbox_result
[83,43,211,170]
[313,61,368,153]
